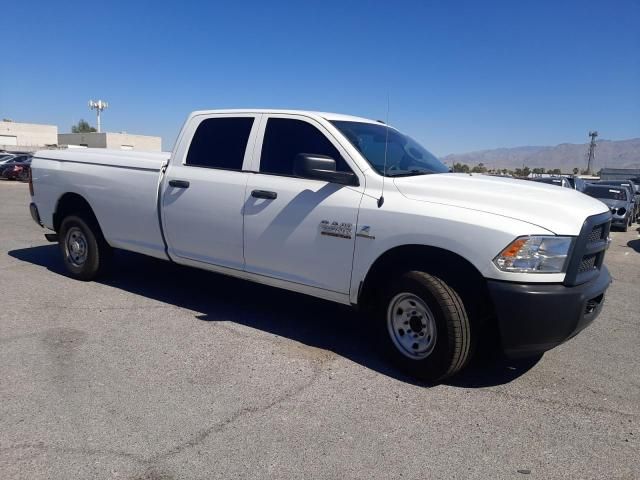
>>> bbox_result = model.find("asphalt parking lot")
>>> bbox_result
[1,181,638,480]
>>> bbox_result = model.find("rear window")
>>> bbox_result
[186,117,254,170]
[584,186,627,201]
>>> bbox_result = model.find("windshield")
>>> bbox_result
[585,186,627,201]
[331,121,448,177]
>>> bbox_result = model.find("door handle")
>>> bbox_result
[169,179,190,188]
[251,190,277,200]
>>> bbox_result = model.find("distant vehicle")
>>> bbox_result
[584,184,633,231]
[592,180,639,222]
[600,168,640,182]
[0,154,30,164]
[0,154,16,165]
[0,156,32,181]
[530,176,571,188]
[565,176,587,192]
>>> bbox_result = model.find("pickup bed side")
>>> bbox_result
[32,149,169,260]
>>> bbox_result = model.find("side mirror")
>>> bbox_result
[294,153,359,186]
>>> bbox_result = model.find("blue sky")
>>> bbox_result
[1,0,638,155]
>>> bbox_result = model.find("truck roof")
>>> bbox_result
[187,109,382,125]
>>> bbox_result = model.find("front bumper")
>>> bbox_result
[487,266,611,358]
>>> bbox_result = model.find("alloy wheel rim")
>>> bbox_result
[387,293,437,360]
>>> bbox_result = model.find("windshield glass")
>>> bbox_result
[585,186,627,201]
[331,121,448,176]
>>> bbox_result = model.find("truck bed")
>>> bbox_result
[31,148,170,259]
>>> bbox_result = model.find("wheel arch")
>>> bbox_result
[53,192,105,240]
[358,244,495,324]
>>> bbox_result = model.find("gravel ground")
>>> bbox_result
[1,181,638,479]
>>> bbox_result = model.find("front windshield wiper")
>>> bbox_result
[386,170,434,177]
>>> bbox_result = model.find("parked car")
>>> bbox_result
[583,184,633,231]
[530,176,571,188]
[593,179,639,222]
[0,154,31,168]
[29,109,612,382]
[0,156,32,181]
[565,176,588,192]
[0,154,16,164]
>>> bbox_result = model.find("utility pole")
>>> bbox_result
[88,99,109,133]
[586,130,598,175]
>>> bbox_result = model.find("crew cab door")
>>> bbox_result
[243,115,364,294]
[162,113,260,270]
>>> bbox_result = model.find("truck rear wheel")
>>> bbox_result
[59,215,111,280]
[377,271,471,382]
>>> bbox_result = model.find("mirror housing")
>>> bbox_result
[294,153,359,186]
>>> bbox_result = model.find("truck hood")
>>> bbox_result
[393,173,609,235]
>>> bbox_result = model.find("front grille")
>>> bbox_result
[587,225,604,243]
[578,254,597,273]
[564,212,612,286]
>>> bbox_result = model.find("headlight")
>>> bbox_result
[493,236,573,273]
[617,207,626,216]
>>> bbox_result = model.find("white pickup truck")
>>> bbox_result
[29,109,612,381]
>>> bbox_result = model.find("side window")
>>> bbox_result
[259,118,351,176]
[186,117,254,170]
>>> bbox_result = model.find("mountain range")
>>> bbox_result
[443,138,640,172]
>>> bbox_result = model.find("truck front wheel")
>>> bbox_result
[377,271,472,382]
[59,215,111,280]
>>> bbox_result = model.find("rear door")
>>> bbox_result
[242,114,364,294]
[162,113,261,270]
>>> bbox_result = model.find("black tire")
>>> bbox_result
[58,215,111,280]
[376,271,472,382]
[622,219,629,232]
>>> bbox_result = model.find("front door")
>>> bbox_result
[243,115,363,294]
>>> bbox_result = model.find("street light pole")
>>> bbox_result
[88,100,109,133]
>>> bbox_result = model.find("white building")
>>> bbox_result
[0,121,58,151]
[58,132,162,152]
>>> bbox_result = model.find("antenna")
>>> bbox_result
[378,94,390,208]
[88,99,109,133]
